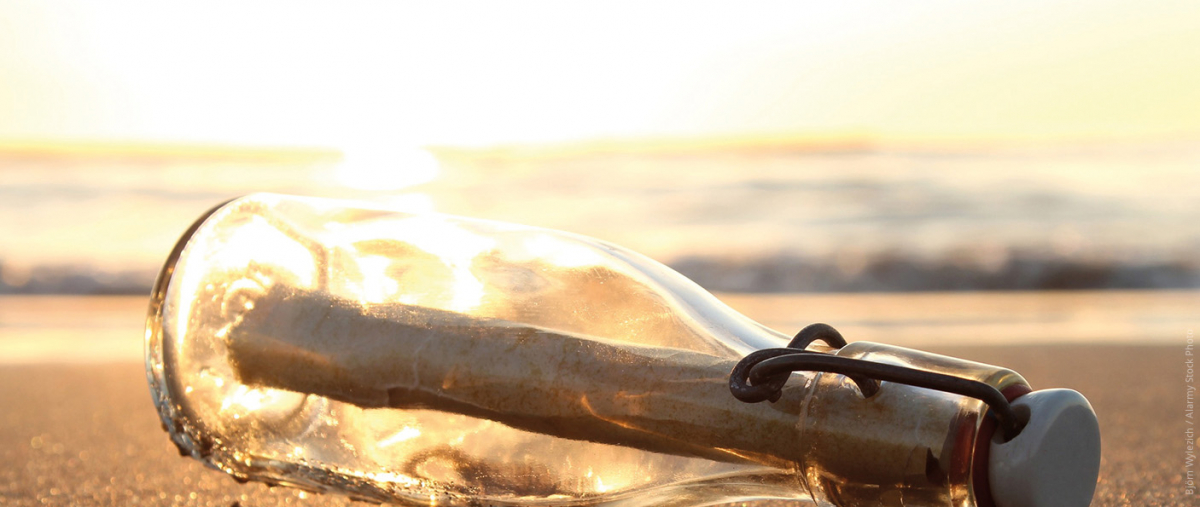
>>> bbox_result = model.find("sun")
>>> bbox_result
[335,144,440,191]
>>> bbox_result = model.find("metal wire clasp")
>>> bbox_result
[729,324,1026,441]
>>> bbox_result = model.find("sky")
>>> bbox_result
[0,1,1198,151]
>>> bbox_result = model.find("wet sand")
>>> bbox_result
[0,344,1185,506]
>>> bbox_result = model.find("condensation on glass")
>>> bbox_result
[146,193,1028,506]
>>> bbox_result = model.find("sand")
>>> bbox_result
[0,344,1184,506]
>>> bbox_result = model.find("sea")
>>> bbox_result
[1,140,1198,361]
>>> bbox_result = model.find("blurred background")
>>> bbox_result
[1,1,1198,361]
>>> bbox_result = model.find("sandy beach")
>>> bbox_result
[0,294,1192,505]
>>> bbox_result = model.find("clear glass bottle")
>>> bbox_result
[145,193,1093,506]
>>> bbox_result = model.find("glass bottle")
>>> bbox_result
[146,193,1099,506]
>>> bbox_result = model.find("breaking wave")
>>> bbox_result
[4,251,1196,296]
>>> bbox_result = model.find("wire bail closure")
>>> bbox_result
[729,324,1026,441]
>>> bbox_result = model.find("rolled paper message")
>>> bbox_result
[225,284,803,466]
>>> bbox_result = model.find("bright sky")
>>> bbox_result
[1,1,1198,150]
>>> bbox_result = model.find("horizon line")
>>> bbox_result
[1,131,1196,162]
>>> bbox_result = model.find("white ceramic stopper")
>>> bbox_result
[988,388,1101,507]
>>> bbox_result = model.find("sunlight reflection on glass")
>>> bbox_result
[355,255,401,303]
[378,427,423,448]
[360,215,495,312]
[220,385,271,413]
[518,233,606,268]
[211,214,319,288]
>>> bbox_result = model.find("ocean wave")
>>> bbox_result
[3,252,1196,296]
[671,251,1200,292]
[0,264,157,295]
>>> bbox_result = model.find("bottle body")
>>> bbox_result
[146,193,1026,506]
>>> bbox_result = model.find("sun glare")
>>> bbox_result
[335,145,440,191]
[2,3,1197,147]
